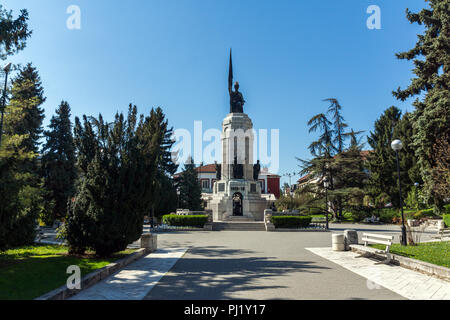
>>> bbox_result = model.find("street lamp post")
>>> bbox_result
[414,182,420,210]
[0,63,12,147]
[391,139,407,246]
[324,177,330,230]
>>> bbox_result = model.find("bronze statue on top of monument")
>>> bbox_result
[228,49,245,113]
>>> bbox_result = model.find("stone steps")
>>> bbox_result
[213,221,266,231]
[224,216,255,222]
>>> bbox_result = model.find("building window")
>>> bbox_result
[201,179,210,189]
[258,179,265,193]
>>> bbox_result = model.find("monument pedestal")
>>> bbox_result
[208,179,267,221]
[207,112,268,222]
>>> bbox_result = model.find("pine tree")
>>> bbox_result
[0,5,32,60]
[177,157,203,211]
[366,106,401,206]
[393,0,450,212]
[4,63,45,158]
[41,101,76,224]
[0,64,45,249]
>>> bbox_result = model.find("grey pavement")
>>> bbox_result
[306,247,450,300]
[40,223,447,300]
[143,228,406,300]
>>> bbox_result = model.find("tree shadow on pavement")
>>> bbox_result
[144,245,330,300]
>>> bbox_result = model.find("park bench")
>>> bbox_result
[352,233,394,264]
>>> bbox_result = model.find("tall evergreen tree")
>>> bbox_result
[67,105,178,256]
[393,0,450,212]
[325,98,348,154]
[5,63,45,155]
[68,108,144,256]
[41,101,76,224]
[298,101,367,220]
[0,64,45,249]
[0,5,32,60]
[177,157,203,211]
[136,107,178,221]
[366,106,402,206]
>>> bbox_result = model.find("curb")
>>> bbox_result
[350,245,450,282]
[272,228,329,232]
[35,248,151,300]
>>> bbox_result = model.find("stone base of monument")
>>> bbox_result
[208,179,268,222]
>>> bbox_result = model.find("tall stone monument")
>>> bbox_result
[207,50,268,221]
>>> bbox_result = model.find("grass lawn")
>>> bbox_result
[372,241,450,268]
[0,245,135,300]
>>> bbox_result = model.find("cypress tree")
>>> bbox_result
[41,101,76,224]
[67,105,178,256]
[68,108,144,256]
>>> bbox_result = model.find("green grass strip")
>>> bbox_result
[0,244,135,300]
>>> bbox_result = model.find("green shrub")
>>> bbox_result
[378,209,398,223]
[162,214,208,228]
[270,216,312,229]
[350,211,370,222]
[443,214,450,228]
[413,208,437,220]
[444,204,450,215]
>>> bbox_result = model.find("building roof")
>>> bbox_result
[195,164,216,173]
[175,163,280,178]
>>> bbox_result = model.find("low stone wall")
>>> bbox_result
[36,233,158,300]
[35,247,152,300]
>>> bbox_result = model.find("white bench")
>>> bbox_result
[361,233,395,263]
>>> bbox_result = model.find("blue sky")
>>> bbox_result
[3,0,425,184]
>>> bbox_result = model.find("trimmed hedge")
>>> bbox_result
[270,216,312,229]
[162,214,208,228]
[444,214,450,228]
[378,209,398,223]
[413,208,438,220]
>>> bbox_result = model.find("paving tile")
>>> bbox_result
[70,247,188,300]
[306,247,450,300]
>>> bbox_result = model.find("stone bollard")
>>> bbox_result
[437,220,445,230]
[141,233,157,252]
[344,230,358,251]
[332,234,345,251]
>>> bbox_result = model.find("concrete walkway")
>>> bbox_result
[143,230,404,300]
[306,247,450,300]
[70,248,188,300]
[64,224,448,300]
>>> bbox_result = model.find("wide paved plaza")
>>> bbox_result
[69,223,449,300]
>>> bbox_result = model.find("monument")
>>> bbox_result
[207,50,268,221]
